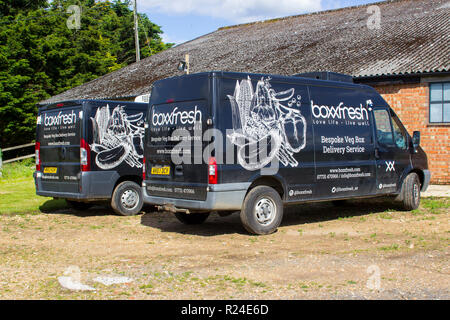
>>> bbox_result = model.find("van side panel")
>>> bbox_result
[217,75,316,201]
[85,101,146,198]
[309,85,377,198]
[87,101,145,175]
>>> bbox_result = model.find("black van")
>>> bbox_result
[142,71,430,234]
[34,99,147,216]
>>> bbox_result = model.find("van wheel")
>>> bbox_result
[111,181,143,216]
[66,200,93,211]
[400,173,421,210]
[240,186,283,235]
[174,212,210,224]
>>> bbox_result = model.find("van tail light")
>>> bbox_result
[208,157,218,184]
[80,138,90,172]
[35,142,41,171]
[142,157,146,180]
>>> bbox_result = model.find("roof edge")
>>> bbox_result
[354,70,450,79]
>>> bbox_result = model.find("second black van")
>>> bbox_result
[142,71,430,234]
[35,99,147,215]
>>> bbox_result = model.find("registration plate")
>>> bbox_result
[43,167,57,174]
[151,166,170,175]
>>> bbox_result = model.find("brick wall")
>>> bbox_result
[373,83,449,184]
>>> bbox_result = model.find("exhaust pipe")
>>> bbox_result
[157,204,190,214]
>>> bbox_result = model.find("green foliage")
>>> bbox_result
[0,0,173,148]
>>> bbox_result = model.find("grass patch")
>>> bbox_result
[421,198,449,214]
[0,160,67,215]
[0,158,35,180]
[379,213,393,220]
[379,244,399,251]
[139,283,154,290]
[411,209,425,216]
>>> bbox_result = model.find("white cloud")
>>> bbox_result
[161,33,188,45]
[139,0,323,23]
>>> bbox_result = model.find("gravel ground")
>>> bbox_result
[0,198,448,300]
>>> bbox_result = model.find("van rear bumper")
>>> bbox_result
[422,169,431,192]
[34,171,119,200]
[142,182,251,211]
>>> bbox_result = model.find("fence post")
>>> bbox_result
[0,148,3,177]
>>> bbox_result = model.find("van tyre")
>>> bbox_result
[400,173,421,211]
[174,212,210,225]
[111,181,143,216]
[240,186,283,235]
[66,200,93,211]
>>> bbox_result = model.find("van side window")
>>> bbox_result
[391,115,408,150]
[373,109,394,147]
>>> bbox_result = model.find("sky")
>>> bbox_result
[137,0,387,45]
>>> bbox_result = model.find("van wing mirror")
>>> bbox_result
[412,131,420,151]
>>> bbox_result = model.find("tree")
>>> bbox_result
[0,0,172,148]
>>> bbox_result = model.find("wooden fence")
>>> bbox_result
[0,142,35,169]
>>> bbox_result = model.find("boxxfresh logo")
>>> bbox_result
[152,106,202,126]
[44,110,77,126]
[311,100,369,120]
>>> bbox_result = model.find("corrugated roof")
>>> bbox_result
[41,0,450,104]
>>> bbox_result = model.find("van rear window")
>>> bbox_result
[148,100,206,146]
[38,107,81,146]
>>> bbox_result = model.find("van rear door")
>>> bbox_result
[145,74,211,201]
[37,104,82,193]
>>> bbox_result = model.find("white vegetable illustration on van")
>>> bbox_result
[90,105,144,170]
[227,77,306,170]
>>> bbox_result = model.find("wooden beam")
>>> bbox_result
[2,142,35,152]
[3,154,35,164]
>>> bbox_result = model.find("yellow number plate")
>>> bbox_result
[44,167,57,174]
[151,166,170,175]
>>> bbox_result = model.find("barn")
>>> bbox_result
[41,0,450,184]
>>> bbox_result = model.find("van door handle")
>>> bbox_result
[175,165,183,175]
[374,148,380,159]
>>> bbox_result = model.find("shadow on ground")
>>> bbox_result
[39,199,108,217]
[140,198,404,236]
[39,199,156,217]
